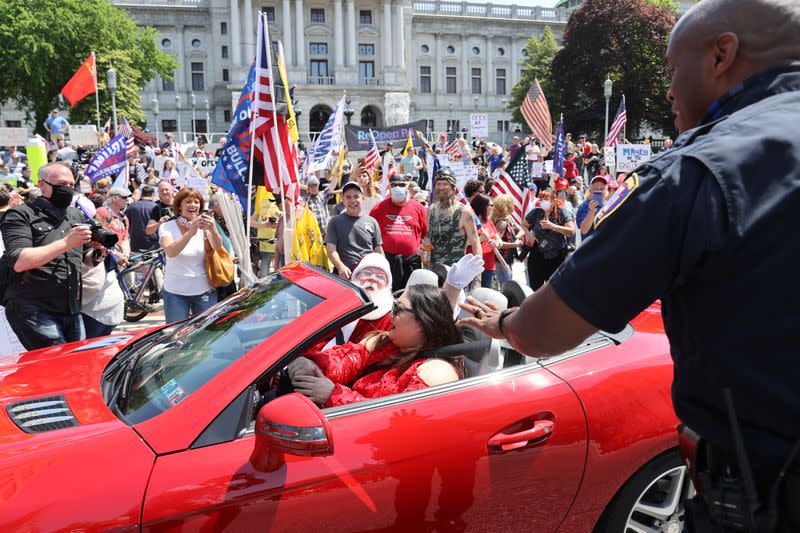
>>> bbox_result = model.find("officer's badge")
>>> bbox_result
[594,173,640,228]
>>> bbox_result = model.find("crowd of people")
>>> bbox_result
[0,120,669,356]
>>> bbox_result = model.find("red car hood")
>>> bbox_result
[0,329,156,451]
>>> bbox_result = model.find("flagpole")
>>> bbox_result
[92,51,101,130]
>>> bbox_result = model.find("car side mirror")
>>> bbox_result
[250,393,334,472]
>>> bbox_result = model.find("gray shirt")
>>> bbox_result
[326,214,382,271]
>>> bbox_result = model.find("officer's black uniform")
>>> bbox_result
[549,63,800,531]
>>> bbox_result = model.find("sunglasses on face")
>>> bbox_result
[392,300,416,318]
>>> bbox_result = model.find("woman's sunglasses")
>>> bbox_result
[392,300,416,318]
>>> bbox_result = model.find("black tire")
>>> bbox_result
[595,448,692,533]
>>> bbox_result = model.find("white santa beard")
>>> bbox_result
[363,288,393,320]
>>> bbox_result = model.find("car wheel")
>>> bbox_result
[595,449,695,533]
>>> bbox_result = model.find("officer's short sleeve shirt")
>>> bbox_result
[549,156,728,333]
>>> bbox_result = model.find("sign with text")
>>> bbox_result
[530,161,544,178]
[616,144,652,173]
[69,125,99,147]
[470,113,488,138]
[603,147,616,168]
[345,120,427,152]
[436,154,450,168]
[544,160,554,174]
[0,128,28,147]
[452,164,479,192]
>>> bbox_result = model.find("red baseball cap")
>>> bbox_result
[590,175,610,185]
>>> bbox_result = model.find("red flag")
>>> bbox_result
[61,54,96,108]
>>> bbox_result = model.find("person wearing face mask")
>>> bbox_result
[369,174,428,291]
[0,163,100,350]
[521,190,574,290]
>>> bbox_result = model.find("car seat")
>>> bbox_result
[456,287,508,377]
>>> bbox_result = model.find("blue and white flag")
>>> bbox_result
[85,133,128,183]
[552,122,566,177]
[211,63,256,208]
[307,95,345,176]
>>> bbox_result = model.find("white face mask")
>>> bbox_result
[539,200,552,211]
[390,186,407,202]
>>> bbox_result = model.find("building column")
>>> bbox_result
[382,0,393,69]
[243,0,255,62]
[510,38,518,88]
[295,0,305,66]
[438,36,446,96]
[486,35,494,96]
[176,25,187,91]
[395,1,405,69]
[334,0,344,67]
[346,0,356,67]
[462,35,469,99]
[230,0,241,67]
[282,0,293,66]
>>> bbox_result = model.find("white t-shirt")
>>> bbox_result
[158,220,212,296]
[525,143,541,161]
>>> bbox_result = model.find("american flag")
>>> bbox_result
[520,79,553,151]
[364,129,380,170]
[118,117,135,155]
[444,138,460,156]
[490,146,535,227]
[252,13,287,193]
[276,113,299,200]
[380,162,397,196]
[604,96,627,148]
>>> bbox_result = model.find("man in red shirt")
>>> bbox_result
[369,173,428,291]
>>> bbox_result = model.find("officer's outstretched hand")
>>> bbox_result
[457,296,504,339]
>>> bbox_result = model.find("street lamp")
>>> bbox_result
[152,97,160,144]
[343,93,354,125]
[473,95,479,111]
[448,101,454,138]
[604,77,613,141]
[501,97,507,146]
[175,93,182,145]
[190,92,197,144]
[204,98,210,143]
[106,64,118,132]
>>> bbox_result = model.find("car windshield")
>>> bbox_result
[119,273,322,424]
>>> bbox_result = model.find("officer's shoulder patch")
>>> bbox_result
[594,173,640,228]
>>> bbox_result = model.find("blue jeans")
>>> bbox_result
[496,261,512,288]
[162,289,218,324]
[5,302,85,351]
[259,251,274,276]
[81,313,116,339]
[480,269,496,289]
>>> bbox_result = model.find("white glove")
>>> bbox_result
[446,254,484,289]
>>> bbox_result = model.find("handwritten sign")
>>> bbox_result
[603,147,616,168]
[436,154,450,168]
[452,164,479,192]
[69,125,99,147]
[544,160,554,174]
[186,176,209,200]
[0,128,28,147]
[616,144,652,173]
[154,156,168,173]
[530,161,544,177]
[470,113,488,138]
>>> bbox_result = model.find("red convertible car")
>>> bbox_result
[0,263,690,532]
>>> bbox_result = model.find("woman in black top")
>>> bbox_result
[522,190,575,290]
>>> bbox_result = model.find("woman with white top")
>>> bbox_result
[158,188,223,323]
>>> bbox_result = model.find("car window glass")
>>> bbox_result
[121,274,322,425]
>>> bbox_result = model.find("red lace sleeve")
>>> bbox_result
[324,384,368,408]
[306,342,372,385]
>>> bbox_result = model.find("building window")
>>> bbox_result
[221,45,229,58]
[359,10,372,24]
[193,119,208,134]
[310,8,325,23]
[446,66,457,94]
[471,67,482,94]
[5,120,22,128]
[497,120,510,132]
[224,110,231,123]
[162,119,177,132]
[446,45,455,54]
[496,68,506,95]
[497,47,505,56]
[221,22,228,35]
[359,61,375,84]
[222,68,230,82]
[191,62,204,91]
[419,66,431,93]
[272,41,279,61]
[421,44,429,54]
[426,119,434,131]
[191,39,202,48]
[309,42,328,55]
[358,43,375,56]
[161,38,171,48]
[447,119,460,132]
[472,46,480,56]
[162,74,175,92]
[310,59,329,78]
[522,48,528,57]
[262,6,275,21]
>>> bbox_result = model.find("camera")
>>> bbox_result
[83,219,119,248]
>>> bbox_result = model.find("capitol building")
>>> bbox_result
[5,0,567,144]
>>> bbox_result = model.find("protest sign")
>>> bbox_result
[0,128,28,147]
[530,161,544,177]
[603,147,616,168]
[186,176,209,200]
[544,160,554,174]
[470,114,488,138]
[154,156,167,173]
[436,154,450,168]
[345,120,427,152]
[452,164,479,191]
[69,125,99,147]
[616,144,652,173]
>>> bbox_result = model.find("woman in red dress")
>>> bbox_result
[288,284,464,407]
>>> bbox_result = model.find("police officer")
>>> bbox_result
[459,0,800,530]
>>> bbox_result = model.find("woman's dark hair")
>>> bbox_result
[365,284,464,377]
[428,263,448,288]
[470,193,492,221]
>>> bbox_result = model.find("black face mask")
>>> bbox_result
[43,180,74,209]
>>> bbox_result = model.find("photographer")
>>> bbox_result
[0,163,101,350]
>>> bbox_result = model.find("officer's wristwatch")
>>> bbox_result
[498,307,518,337]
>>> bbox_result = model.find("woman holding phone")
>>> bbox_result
[522,190,575,290]
[576,175,611,240]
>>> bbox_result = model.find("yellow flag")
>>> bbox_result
[277,42,299,144]
[291,205,310,262]
[403,129,413,157]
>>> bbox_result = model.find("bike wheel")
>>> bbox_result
[124,300,149,322]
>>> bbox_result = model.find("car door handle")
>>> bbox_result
[489,420,554,450]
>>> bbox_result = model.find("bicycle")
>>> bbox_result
[117,249,166,322]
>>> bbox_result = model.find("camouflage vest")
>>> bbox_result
[428,202,466,266]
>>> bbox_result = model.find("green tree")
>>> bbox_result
[508,26,561,128]
[550,0,676,139]
[0,0,178,134]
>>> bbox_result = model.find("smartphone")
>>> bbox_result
[268,217,277,223]
[592,192,603,205]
